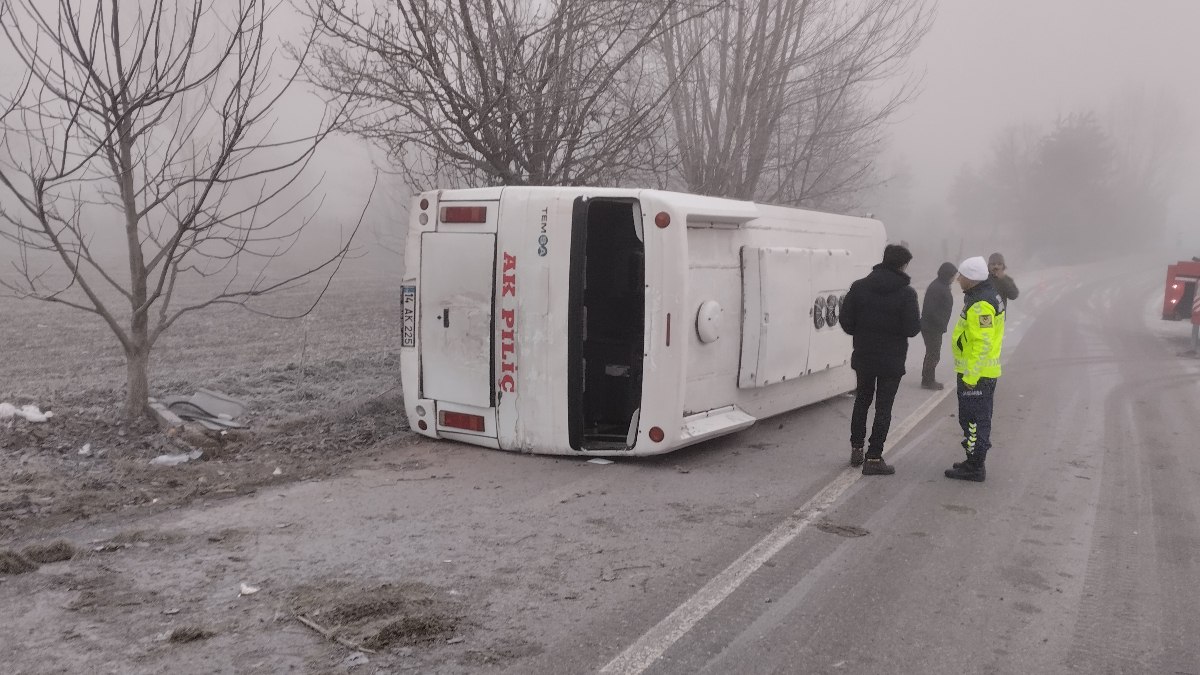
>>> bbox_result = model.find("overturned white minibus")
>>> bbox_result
[400,187,886,456]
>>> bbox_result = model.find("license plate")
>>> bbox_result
[401,285,417,347]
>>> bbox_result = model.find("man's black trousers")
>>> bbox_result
[850,370,902,457]
[921,330,943,384]
[957,374,997,460]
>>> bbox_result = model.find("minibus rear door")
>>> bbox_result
[420,232,496,409]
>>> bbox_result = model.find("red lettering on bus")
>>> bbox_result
[498,252,518,394]
[502,253,517,296]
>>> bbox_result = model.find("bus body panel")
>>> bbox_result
[494,188,575,452]
[402,187,884,456]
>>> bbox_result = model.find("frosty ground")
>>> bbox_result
[3,260,1198,674]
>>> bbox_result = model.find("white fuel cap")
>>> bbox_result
[696,300,723,343]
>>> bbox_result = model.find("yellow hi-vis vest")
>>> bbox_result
[952,289,1004,386]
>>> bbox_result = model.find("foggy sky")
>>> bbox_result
[889,0,1200,213]
[3,0,1199,257]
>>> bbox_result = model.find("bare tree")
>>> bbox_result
[0,0,363,418]
[300,0,714,189]
[662,0,934,208]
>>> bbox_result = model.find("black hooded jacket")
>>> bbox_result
[840,264,921,377]
[921,262,959,334]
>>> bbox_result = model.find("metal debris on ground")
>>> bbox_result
[239,583,260,596]
[149,450,203,466]
[162,388,249,431]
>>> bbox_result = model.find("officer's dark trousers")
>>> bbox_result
[851,370,901,457]
[957,374,997,460]
[921,330,943,384]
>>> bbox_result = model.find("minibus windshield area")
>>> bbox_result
[568,198,646,450]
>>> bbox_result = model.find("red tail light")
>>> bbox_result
[439,411,486,432]
[441,206,488,223]
[648,426,665,443]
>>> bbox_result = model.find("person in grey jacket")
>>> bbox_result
[989,252,1019,306]
[920,262,959,390]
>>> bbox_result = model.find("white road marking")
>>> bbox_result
[602,271,1065,674]
[598,387,953,675]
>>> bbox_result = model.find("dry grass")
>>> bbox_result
[0,550,38,575]
[21,540,77,564]
[168,626,216,643]
[291,581,462,651]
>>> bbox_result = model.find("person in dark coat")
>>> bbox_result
[988,252,1019,305]
[919,262,959,390]
[840,244,921,475]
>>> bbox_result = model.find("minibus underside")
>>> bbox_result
[568,198,646,451]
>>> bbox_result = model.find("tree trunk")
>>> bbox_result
[123,343,151,419]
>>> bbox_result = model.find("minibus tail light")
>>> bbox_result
[649,426,665,443]
[441,206,488,223]
[439,411,486,432]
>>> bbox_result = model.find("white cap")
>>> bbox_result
[958,256,989,282]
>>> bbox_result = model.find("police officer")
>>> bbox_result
[945,256,1005,482]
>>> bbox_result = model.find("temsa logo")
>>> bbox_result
[498,252,517,394]
[537,207,549,256]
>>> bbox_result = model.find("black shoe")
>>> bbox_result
[862,457,895,475]
[850,446,865,467]
[952,458,968,469]
[945,462,985,482]
[921,381,945,390]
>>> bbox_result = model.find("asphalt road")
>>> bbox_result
[6,263,1196,675]
[522,264,1200,675]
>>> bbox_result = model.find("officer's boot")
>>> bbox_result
[850,446,864,467]
[945,453,985,482]
[951,439,971,469]
[862,450,895,476]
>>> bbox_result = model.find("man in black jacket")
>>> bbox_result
[919,262,959,390]
[840,244,922,475]
[988,252,1019,305]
